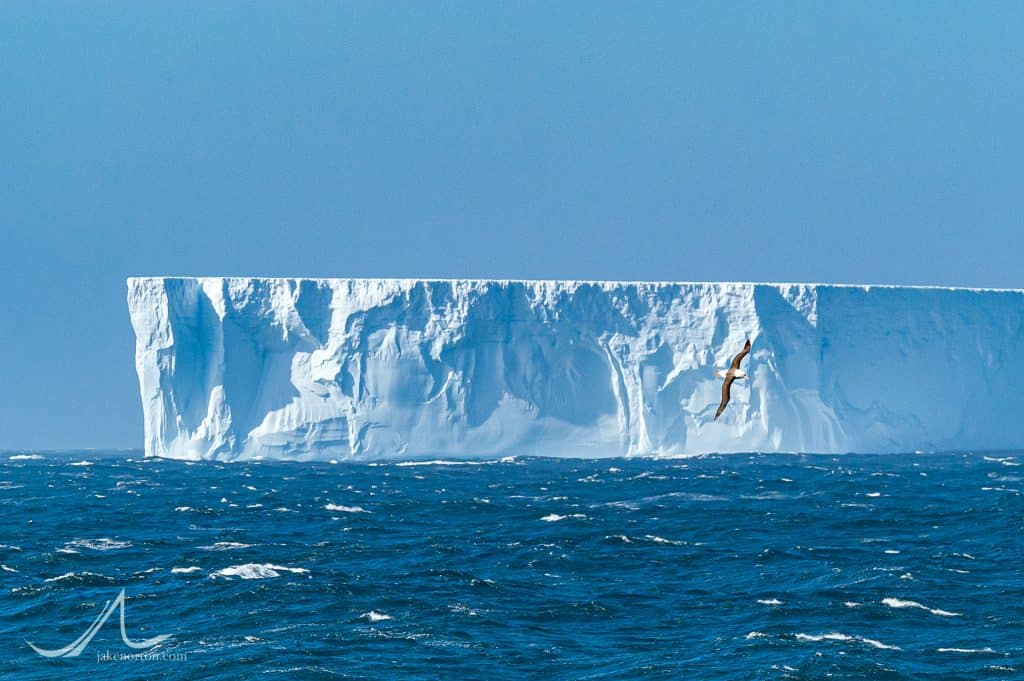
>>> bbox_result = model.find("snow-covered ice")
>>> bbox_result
[127,277,1024,460]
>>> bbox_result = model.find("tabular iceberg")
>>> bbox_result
[127,278,1024,460]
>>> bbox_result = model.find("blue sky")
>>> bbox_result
[2,3,1023,449]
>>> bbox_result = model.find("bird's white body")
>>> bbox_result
[716,369,748,380]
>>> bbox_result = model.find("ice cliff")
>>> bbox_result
[127,278,1024,460]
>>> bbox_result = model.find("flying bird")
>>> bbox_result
[714,339,751,420]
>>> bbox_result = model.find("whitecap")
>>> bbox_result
[199,542,254,551]
[325,504,368,513]
[44,571,109,583]
[795,632,900,651]
[64,538,131,552]
[881,597,961,617]
[644,534,685,546]
[211,563,309,579]
[540,513,586,522]
[1,564,18,572]
[174,506,196,512]
[448,603,481,616]
[171,566,203,574]
[605,535,633,544]
[395,460,481,467]
[8,454,43,461]
[745,631,767,639]
[757,598,783,606]
[68,461,93,467]
[937,647,997,654]
[361,611,392,622]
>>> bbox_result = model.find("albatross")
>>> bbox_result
[714,339,751,420]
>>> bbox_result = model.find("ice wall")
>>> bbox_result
[127,278,1024,460]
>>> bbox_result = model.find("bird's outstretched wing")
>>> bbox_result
[729,339,752,370]
[715,376,735,420]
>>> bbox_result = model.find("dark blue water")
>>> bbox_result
[1,452,1021,680]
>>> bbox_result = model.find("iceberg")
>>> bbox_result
[127,278,1024,460]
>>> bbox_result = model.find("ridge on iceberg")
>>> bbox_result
[127,278,1024,460]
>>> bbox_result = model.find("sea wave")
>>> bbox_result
[325,504,368,513]
[212,563,310,580]
[881,597,961,617]
[795,632,900,651]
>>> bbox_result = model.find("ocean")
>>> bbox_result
[1,452,1021,679]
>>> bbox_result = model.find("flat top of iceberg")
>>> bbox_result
[127,276,1023,294]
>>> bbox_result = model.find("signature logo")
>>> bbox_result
[27,589,171,658]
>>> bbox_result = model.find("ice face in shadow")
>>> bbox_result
[127,278,1024,461]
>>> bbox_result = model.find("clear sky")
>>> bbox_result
[2,3,1023,449]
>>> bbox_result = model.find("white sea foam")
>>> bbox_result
[757,598,783,606]
[171,566,203,574]
[540,513,586,522]
[395,460,487,467]
[174,506,196,512]
[361,611,392,622]
[645,535,685,545]
[795,632,900,651]
[745,631,767,639]
[2,564,18,572]
[937,647,997,654]
[68,461,93,467]
[844,602,861,608]
[8,454,43,461]
[448,603,481,616]
[984,456,1020,466]
[199,541,254,551]
[64,538,131,552]
[325,504,368,513]
[212,563,310,579]
[881,597,961,617]
[44,571,108,583]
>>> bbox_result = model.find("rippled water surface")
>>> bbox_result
[1,452,1022,679]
